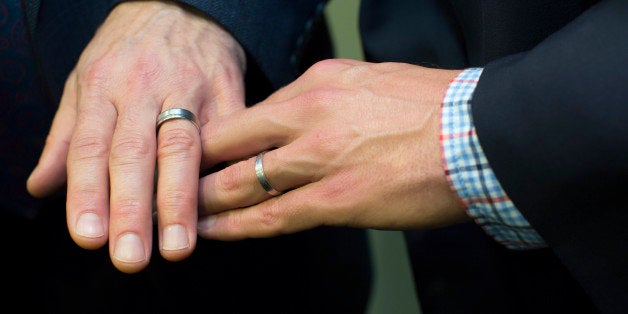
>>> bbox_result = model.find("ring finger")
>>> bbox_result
[198,145,317,216]
[155,104,202,262]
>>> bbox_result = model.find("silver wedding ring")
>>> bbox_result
[255,151,281,196]
[156,108,200,133]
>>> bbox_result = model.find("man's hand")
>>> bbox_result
[27,1,246,273]
[196,59,470,240]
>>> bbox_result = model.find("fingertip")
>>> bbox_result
[71,237,108,251]
[197,215,217,235]
[112,260,150,275]
[110,233,151,274]
[68,234,108,251]
[25,168,42,197]
[160,249,194,263]
[26,158,68,198]
[27,130,71,198]
[197,214,247,241]
[159,223,196,262]
[26,165,62,198]
[68,212,108,251]
[196,208,285,241]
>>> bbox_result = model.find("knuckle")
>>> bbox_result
[70,135,109,161]
[309,194,352,227]
[224,211,244,232]
[304,128,349,164]
[306,60,328,76]
[341,63,373,82]
[307,59,342,76]
[215,164,245,194]
[110,135,152,166]
[259,202,284,230]
[79,57,114,91]
[157,128,197,158]
[315,177,353,210]
[69,184,101,207]
[111,197,143,217]
[128,56,161,88]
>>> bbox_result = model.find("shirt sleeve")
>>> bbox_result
[440,68,547,250]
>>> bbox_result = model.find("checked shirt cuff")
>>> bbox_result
[440,68,547,250]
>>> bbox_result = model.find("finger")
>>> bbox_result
[27,72,78,197]
[201,102,298,167]
[107,98,158,273]
[200,60,365,167]
[197,183,326,241]
[155,105,202,262]
[197,65,246,169]
[199,155,264,216]
[65,85,117,251]
[199,147,315,216]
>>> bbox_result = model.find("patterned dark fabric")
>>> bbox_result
[0,0,51,218]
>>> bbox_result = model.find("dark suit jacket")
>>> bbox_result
[374,1,627,313]
[471,2,627,314]
[361,1,626,313]
[24,0,627,313]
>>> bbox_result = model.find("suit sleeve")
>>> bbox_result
[471,0,628,310]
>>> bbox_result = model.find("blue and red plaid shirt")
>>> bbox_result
[441,68,547,249]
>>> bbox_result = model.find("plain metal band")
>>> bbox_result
[156,108,200,133]
[255,151,281,196]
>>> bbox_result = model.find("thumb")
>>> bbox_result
[27,71,78,197]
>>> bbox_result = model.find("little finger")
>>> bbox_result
[197,183,325,241]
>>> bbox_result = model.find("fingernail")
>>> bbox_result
[197,215,217,231]
[75,212,105,238]
[162,224,189,251]
[113,233,146,263]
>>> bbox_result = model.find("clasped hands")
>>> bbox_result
[27,1,468,274]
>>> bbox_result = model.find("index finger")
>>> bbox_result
[201,102,295,165]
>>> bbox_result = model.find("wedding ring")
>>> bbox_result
[255,151,281,196]
[156,108,200,133]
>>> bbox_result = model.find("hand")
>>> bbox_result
[196,59,469,240]
[27,1,246,273]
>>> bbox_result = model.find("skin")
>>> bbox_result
[196,59,470,240]
[27,2,470,273]
[27,1,246,274]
